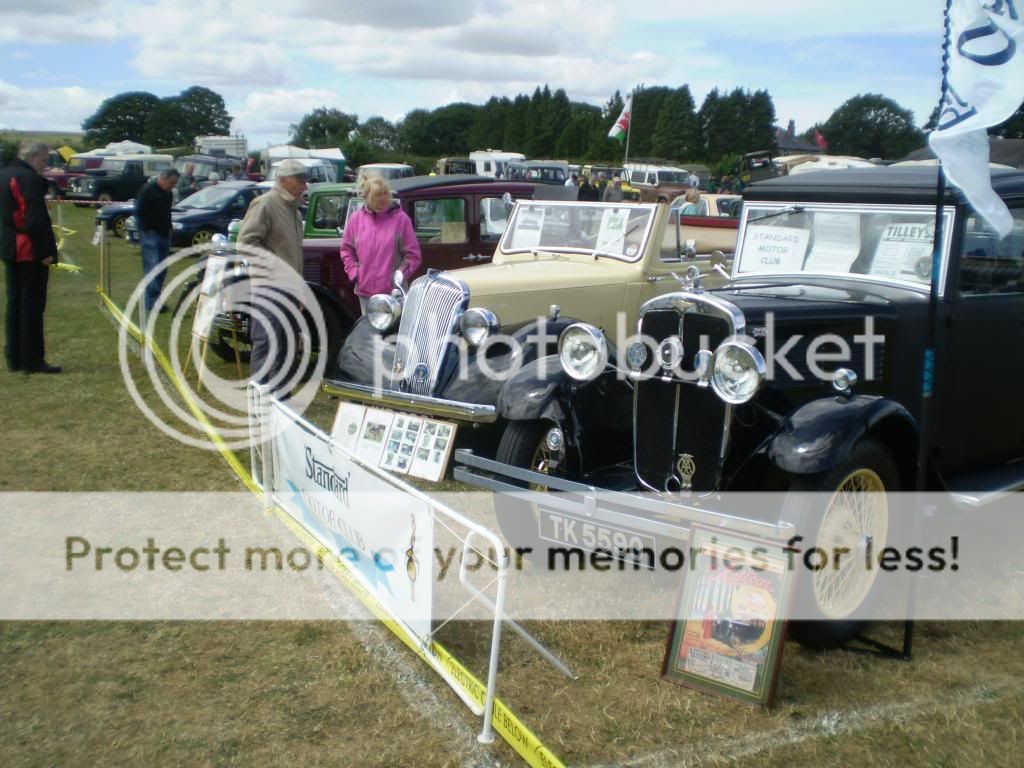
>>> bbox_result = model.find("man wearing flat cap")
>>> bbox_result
[237,158,309,394]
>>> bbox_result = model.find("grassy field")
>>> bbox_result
[2,204,1023,767]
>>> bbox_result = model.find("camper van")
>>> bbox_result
[468,150,526,178]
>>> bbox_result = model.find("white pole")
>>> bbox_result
[623,88,634,165]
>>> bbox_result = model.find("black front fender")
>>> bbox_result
[766,395,918,475]
[496,355,568,422]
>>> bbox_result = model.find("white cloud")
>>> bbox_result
[230,88,345,147]
[10,51,31,60]
[0,80,104,132]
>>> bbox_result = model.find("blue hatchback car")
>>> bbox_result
[126,181,263,247]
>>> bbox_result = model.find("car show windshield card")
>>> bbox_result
[379,414,423,475]
[408,419,457,482]
[662,526,794,707]
[330,402,367,454]
[595,207,629,254]
[743,224,810,273]
[353,408,395,467]
[508,205,546,249]
[868,218,936,284]
[804,212,861,273]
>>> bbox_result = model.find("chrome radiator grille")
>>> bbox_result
[389,274,467,395]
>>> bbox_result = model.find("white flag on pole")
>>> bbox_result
[928,0,1024,238]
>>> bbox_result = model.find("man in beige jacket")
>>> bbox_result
[237,159,308,395]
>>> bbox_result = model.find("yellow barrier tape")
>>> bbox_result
[52,263,83,273]
[99,289,566,768]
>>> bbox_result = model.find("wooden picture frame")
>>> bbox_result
[662,525,795,707]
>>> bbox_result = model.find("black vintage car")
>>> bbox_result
[456,167,1024,649]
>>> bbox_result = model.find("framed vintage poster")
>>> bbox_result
[662,526,795,707]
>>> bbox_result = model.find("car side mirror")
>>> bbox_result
[710,250,727,268]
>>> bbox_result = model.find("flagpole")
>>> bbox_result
[916,0,953,493]
[623,88,634,165]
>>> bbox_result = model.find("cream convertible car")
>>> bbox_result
[325,199,728,481]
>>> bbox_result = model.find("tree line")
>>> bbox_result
[71,82,1024,170]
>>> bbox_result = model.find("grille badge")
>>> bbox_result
[676,454,696,490]
[413,363,430,386]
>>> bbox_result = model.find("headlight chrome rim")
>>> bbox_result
[711,337,766,404]
[366,293,402,332]
[459,307,500,347]
[558,323,609,382]
[657,336,684,371]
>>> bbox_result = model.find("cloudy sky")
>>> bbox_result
[0,0,945,149]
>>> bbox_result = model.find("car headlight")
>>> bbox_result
[711,339,766,404]
[558,323,608,382]
[366,294,402,331]
[459,307,499,347]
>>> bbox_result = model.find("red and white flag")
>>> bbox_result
[814,129,828,150]
[607,93,632,143]
[929,0,1024,238]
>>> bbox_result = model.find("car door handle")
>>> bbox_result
[463,253,484,262]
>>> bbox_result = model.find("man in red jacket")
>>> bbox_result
[0,141,60,373]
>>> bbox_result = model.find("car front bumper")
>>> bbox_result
[322,378,498,423]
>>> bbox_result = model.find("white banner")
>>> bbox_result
[929,0,1024,238]
[269,405,434,638]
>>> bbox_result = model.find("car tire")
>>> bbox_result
[783,438,900,651]
[191,229,215,247]
[492,419,561,561]
[97,193,113,203]
[111,215,128,239]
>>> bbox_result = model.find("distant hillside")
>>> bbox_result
[0,129,86,149]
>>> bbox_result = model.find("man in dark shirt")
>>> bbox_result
[134,168,180,314]
[0,141,61,373]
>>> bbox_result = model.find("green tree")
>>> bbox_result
[588,90,625,161]
[819,93,924,159]
[396,109,432,155]
[81,91,161,145]
[628,85,672,158]
[426,102,479,155]
[652,85,698,160]
[468,96,511,151]
[174,86,232,142]
[357,116,398,153]
[503,94,531,153]
[291,107,359,148]
[142,99,190,148]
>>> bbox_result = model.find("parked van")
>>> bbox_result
[260,158,337,188]
[622,161,689,203]
[469,150,525,178]
[433,157,476,175]
[356,163,415,184]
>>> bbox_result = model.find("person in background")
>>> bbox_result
[678,187,702,215]
[0,141,61,373]
[135,167,180,316]
[687,170,700,189]
[340,175,422,315]
[176,162,198,200]
[564,173,577,188]
[594,172,608,199]
[602,175,624,203]
[578,174,597,201]
[229,165,244,181]
[237,158,308,396]
[199,171,221,189]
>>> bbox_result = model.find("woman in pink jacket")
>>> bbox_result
[340,176,422,314]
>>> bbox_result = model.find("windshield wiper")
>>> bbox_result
[747,205,804,223]
[589,218,647,260]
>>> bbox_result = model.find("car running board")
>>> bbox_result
[946,461,1024,507]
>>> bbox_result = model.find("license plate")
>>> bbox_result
[537,509,657,565]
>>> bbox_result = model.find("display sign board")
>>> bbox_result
[663,526,795,707]
[743,225,810,273]
[271,404,434,638]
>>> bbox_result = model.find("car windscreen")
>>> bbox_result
[735,202,954,292]
[501,201,656,262]
[177,187,238,210]
[100,159,127,173]
[175,158,217,179]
